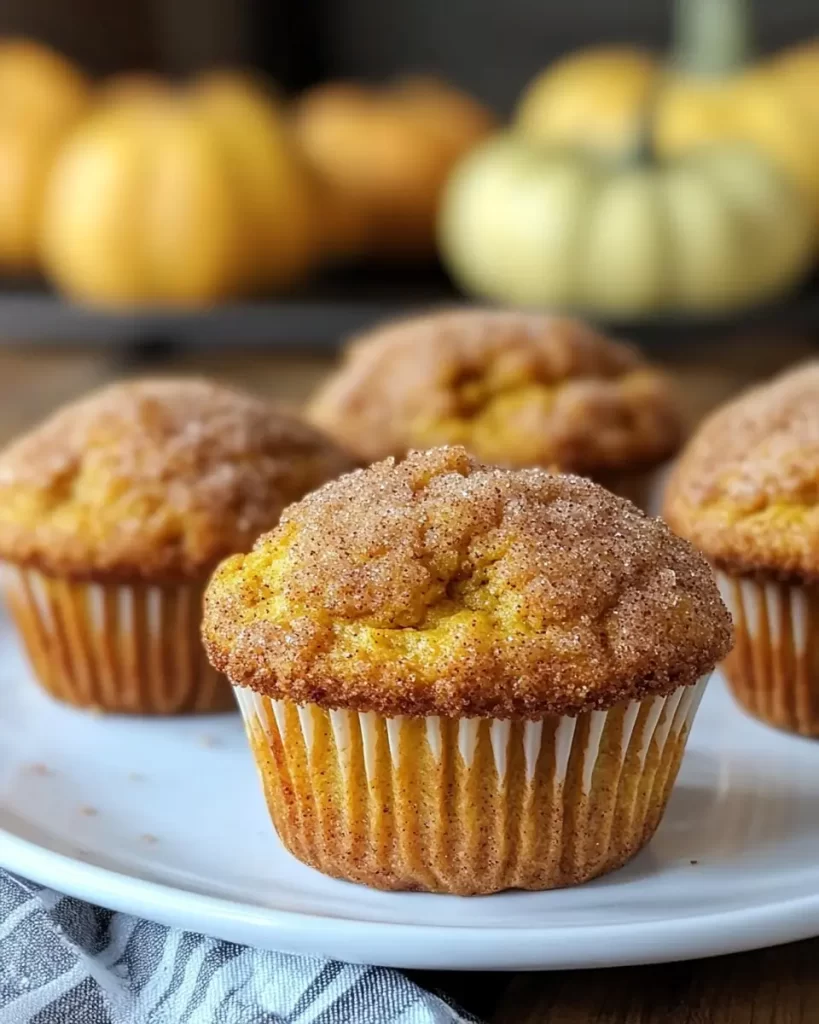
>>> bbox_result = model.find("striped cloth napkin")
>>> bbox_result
[0,872,478,1024]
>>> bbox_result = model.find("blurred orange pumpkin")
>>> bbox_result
[768,39,819,122]
[0,40,89,273]
[195,72,319,292]
[41,72,321,306]
[516,47,658,155]
[516,0,819,222]
[292,77,495,258]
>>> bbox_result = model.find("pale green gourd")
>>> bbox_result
[439,133,815,318]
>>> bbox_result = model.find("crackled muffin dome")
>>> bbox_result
[203,446,731,718]
[0,377,355,581]
[307,309,682,473]
[665,363,819,579]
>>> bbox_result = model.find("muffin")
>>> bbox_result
[665,363,819,736]
[307,308,682,508]
[0,378,354,714]
[203,446,730,894]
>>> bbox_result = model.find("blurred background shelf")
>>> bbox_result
[0,1,816,339]
[1,264,818,352]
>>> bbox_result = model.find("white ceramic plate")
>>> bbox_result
[2,616,819,972]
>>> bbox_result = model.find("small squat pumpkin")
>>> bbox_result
[293,77,495,258]
[0,40,89,273]
[516,0,819,222]
[767,39,819,128]
[194,71,319,292]
[516,46,659,158]
[439,134,814,317]
[40,72,319,306]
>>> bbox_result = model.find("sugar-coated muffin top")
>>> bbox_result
[0,378,355,582]
[203,446,731,718]
[307,309,682,473]
[665,363,819,579]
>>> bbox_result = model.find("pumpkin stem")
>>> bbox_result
[672,0,754,77]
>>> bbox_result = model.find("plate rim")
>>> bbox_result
[3,824,819,970]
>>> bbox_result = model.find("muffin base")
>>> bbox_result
[716,570,819,736]
[0,565,233,715]
[235,678,707,894]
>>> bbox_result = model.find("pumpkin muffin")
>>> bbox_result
[665,362,819,736]
[307,308,682,507]
[0,378,354,714]
[203,446,730,894]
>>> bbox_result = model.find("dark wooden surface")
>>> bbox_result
[2,330,818,1023]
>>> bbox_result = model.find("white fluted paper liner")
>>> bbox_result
[716,569,819,735]
[596,466,664,513]
[235,676,708,894]
[0,563,232,714]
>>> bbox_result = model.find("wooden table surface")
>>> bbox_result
[2,331,818,1024]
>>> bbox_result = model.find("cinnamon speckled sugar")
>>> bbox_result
[0,377,355,714]
[308,308,683,477]
[666,362,819,579]
[205,446,730,718]
[205,447,730,894]
[666,363,819,736]
[0,377,356,582]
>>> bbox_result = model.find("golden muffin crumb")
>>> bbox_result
[307,308,682,472]
[0,378,355,581]
[665,363,819,579]
[203,446,731,718]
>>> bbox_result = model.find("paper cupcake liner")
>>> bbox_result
[716,570,819,736]
[235,677,708,894]
[592,467,661,513]
[0,564,233,714]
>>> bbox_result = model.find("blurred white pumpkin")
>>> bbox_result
[439,134,815,317]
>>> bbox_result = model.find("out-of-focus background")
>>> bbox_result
[0,0,818,436]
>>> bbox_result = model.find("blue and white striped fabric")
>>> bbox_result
[0,872,478,1024]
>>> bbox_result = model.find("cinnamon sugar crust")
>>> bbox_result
[0,378,355,582]
[203,446,731,718]
[665,363,819,579]
[307,309,682,473]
